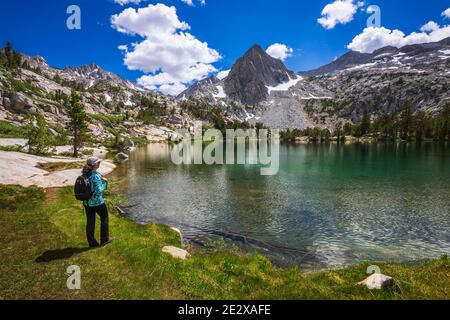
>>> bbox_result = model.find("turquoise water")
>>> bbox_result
[115,142,450,270]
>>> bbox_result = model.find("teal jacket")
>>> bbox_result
[84,171,107,207]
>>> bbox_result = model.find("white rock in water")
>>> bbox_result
[162,246,190,260]
[358,273,394,290]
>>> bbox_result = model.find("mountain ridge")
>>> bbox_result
[301,37,450,77]
[178,37,450,130]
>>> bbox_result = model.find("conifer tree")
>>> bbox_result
[26,111,51,155]
[67,91,88,158]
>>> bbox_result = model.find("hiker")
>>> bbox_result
[79,157,114,248]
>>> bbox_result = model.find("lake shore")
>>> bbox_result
[0,166,449,299]
[0,145,448,300]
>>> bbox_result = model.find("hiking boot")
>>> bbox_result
[101,237,115,246]
[89,242,100,249]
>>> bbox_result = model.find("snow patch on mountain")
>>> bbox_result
[213,85,226,99]
[267,76,302,94]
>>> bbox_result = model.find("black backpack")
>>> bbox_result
[74,174,93,201]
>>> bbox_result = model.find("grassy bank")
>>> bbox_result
[0,184,448,300]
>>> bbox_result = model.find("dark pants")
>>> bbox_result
[84,203,109,247]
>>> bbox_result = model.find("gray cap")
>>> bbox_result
[87,157,102,166]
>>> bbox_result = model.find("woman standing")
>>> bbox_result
[82,157,114,248]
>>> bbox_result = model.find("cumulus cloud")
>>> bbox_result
[181,0,206,6]
[111,4,220,95]
[114,0,144,6]
[347,23,450,53]
[420,21,439,32]
[266,43,294,61]
[318,0,364,30]
[111,4,190,37]
[442,8,450,19]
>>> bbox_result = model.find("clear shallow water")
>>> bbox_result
[114,142,450,270]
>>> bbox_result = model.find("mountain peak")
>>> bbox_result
[223,44,296,105]
[246,44,265,54]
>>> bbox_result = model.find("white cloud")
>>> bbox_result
[266,43,293,61]
[347,23,450,53]
[216,69,230,80]
[111,4,220,95]
[111,4,190,37]
[442,8,450,19]
[118,44,128,52]
[114,0,144,6]
[181,0,206,6]
[420,21,440,32]
[318,0,364,30]
[155,83,188,96]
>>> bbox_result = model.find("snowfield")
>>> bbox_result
[267,76,303,94]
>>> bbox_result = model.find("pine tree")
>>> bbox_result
[343,123,353,136]
[12,51,22,68]
[4,41,12,67]
[3,41,21,69]
[335,122,343,142]
[438,103,450,142]
[26,111,51,155]
[414,111,427,142]
[400,102,413,141]
[360,109,371,136]
[67,91,88,158]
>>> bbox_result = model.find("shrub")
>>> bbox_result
[0,120,28,138]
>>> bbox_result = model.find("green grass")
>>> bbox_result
[130,137,149,147]
[0,120,28,138]
[0,145,24,152]
[0,184,448,300]
[35,162,85,173]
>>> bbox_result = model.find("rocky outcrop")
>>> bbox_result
[63,63,139,90]
[0,150,116,188]
[1,49,190,143]
[9,92,37,114]
[300,51,372,77]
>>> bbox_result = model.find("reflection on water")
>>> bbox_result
[113,142,450,270]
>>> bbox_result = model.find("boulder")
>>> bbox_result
[123,121,136,128]
[48,128,58,136]
[170,132,183,143]
[40,103,59,115]
[162,246,190,260]
[9,92,37,114]
[1,97,8,109]
[358,273,394,290]
[167,114,184,125]
[116,152,129,162]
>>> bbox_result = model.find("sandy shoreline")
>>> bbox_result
[0,150,116,188]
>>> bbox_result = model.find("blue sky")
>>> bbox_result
[0,0,449,94]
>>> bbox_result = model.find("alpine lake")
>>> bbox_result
[112,141,450,270]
